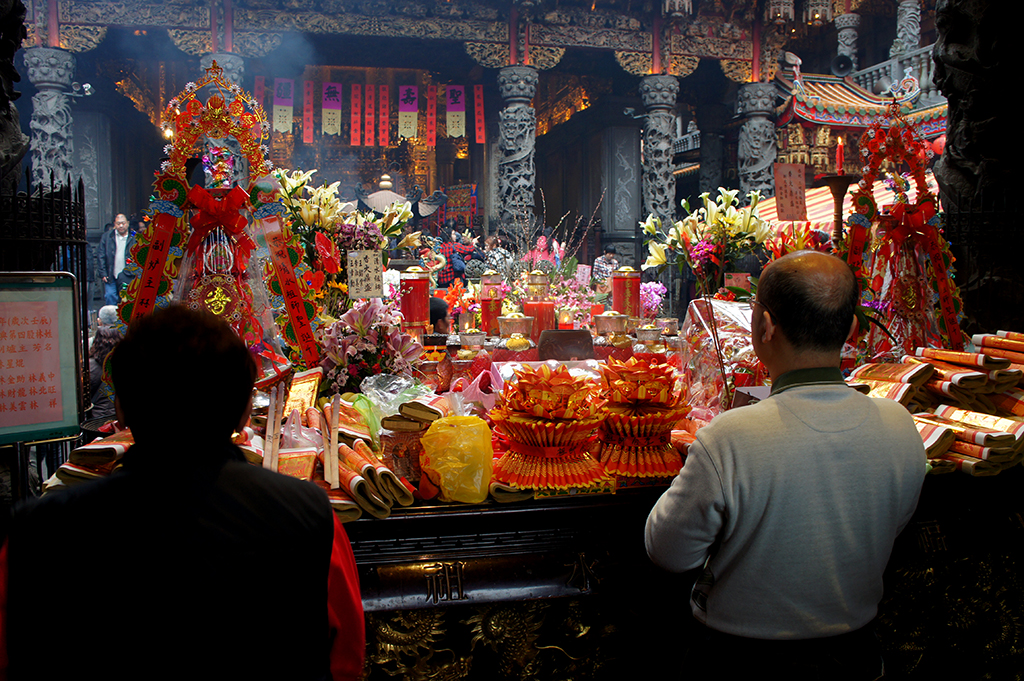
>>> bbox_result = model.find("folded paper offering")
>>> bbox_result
[931,405,1024,449]
[901,356,988,390]
[987,387,1024,417]
[500,363,604,419]
[915,347,1010,371]
[912,413,1017,448]
[398,394,453,423]
[972,334,1024,364]
[312,479,364,522]
[488,480,535,503]
[317,449,391,519]
[600,356,680,406]
[947,440,1016,463]
[380,429,424,484]
[936,451,1002,476]
[283,367,323,419]
[276,448,318,481]
[926,458,957,475]
[848,378,927,411]
[849,361,935,387]
[911,416,955,457]
[353,439,415,507]
[492,445,610,490]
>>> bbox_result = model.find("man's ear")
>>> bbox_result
[761,309,777,343]
[846,315,860,343]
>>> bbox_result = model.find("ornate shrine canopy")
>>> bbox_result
[757,169,939,229]
[777,74,947,138]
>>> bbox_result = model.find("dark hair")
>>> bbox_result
[110,305,256,443]
[90,326,123,361]
[604,244,617,254]
[429,296,449,326]
[758,253,859,352]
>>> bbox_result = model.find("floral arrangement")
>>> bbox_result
[274,168,413,318]
[320,297,422,395]
[435,280,480,327]
[642,188,771,295]
[550,268,597,326]
[640,281,667,319]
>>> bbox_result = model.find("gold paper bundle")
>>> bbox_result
[352,439,415,507]
[312,480,363,522]
[935,451,1002,476]
[380,415,429,432]
[597,406,689,477]
[321,396,372,443]
[398,394,453,423]
[492,446,609,490]
[488,480,535,503]
[283,367,322,419]
[849,378,927,411]
[923,379,977,410]
[902,356,988,390]
[317,446,392,519]
[971,334,1024,365]
[912,413,1017,448]
[927,458,957,475]
[849,361,934,387]
[600,357,679,406]
[947,440,1016,463]
[911,415,955,457]
[914,347,1011,370]
[277,448,318,480]
[489,364,608,490]
[931,405,1024,451]
[987,387,1024,417]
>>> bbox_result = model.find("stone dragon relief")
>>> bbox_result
[497,66,537,231]
[640,75,679,223]
[1,0,28,181]
[613,137,636,235]
[24,47,75,187]
[737,117,775,197]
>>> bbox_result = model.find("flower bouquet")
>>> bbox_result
[320,297,422,395]
[274,168,412,318]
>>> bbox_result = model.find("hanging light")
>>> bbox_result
[803,0,832,26]
[766,0,794,25]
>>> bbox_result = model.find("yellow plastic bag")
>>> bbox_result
[420,415,493,504]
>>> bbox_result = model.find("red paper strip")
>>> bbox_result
[131,213,179,321]
[254,76,265,110]
[364,84,375,146]
[474,84,485,144]
[302,80,314,144]
[845,221,868,274]
[426,85,437,147]
[350,84,361,146]
[919,223,963,350]
[378,84,389,147]
[262,216,320,365]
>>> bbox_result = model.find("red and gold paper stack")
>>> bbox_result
[490,364,609,489]
[596,357,691,478]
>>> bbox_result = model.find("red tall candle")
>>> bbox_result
[399,268,430,328]
[480,299,503,336]
[522,300,556,343]
[836,136,844,174]
[611,267,641,318]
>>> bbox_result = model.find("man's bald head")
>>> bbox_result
[758,250,859,352]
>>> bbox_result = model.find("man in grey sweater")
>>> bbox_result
[646,250,925,679]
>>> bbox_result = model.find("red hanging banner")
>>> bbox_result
[302,80,314,145]
[364,84,375,146]
[378,85,389,147]
[131,213,180,321]
[426,85,437,147]
[350,84,361,146]
[474,84,485,144]
[254,76,265,110]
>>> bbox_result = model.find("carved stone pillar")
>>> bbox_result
[639,74,678,223]
[836,13,860,71]
[497,65,538,230]
[696,103,725,195]
[199,53,247,187]
[891,0,921,56]
[24,47,75,188]
[736,83,776,199]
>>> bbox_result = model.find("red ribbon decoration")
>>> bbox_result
[185,186,255,266]
[260,215,321,366]
[130,212,180,321]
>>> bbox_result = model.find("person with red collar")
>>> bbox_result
[0,306,365,681]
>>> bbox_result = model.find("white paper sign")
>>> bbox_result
[346,250,384,299]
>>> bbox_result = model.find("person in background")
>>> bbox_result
[87,325,122,421]
[592,244,619,299]
[484,235,513,274]
[645,251,925,680]
[430,295,451,335]
[98,213,135,305]
[1,305,365,681]
[435,229,477,288]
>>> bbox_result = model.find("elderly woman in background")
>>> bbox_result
[88,325,123,421]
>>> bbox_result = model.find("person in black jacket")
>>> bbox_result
[98,213,136,305]
[2,305,365,681]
